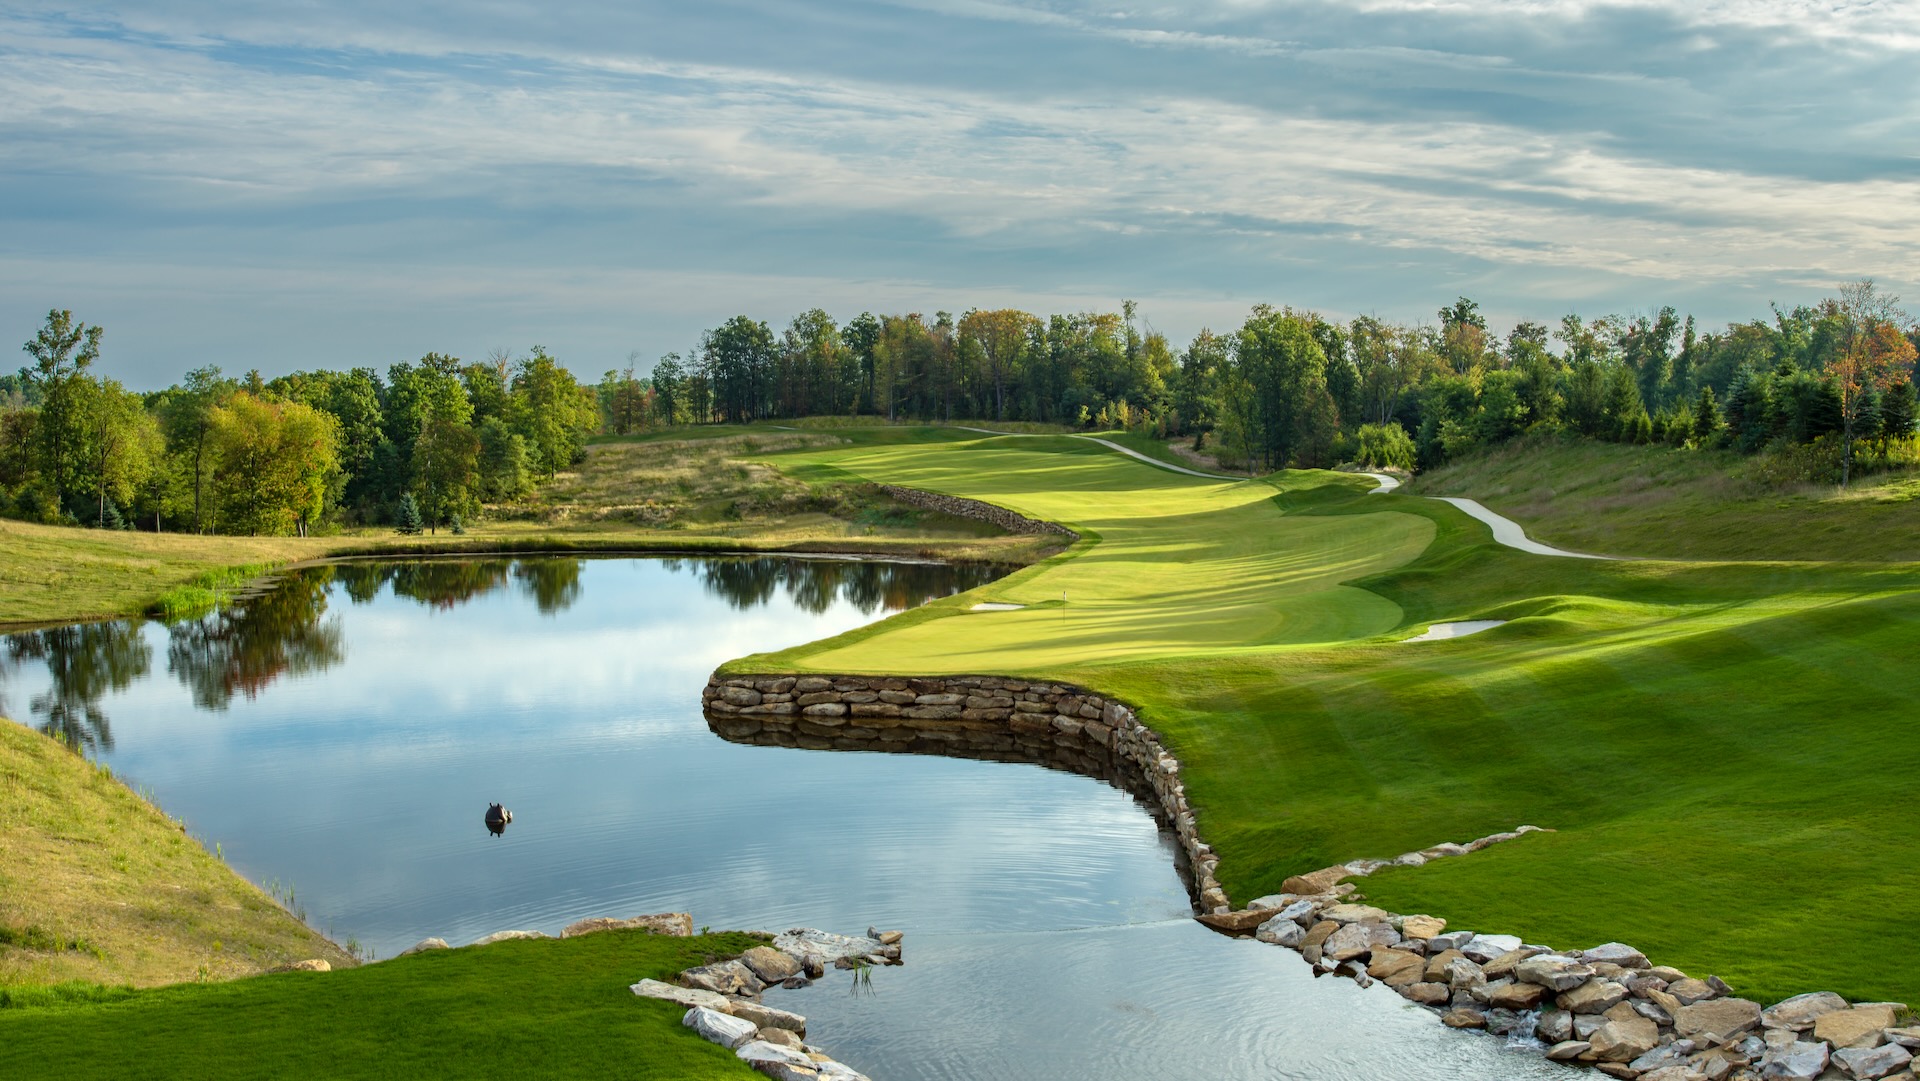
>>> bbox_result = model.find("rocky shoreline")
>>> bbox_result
[704,672,1917,1081]
[391,914,893,1081]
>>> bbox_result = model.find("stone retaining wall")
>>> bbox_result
[875,485,1078,539]
[702,672,1228,912]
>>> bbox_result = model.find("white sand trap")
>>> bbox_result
[1404,620,1506,642]
[969,602,1026,612]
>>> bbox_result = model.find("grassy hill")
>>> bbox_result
[1409,435,1920,561]
[0,929,767,1080]
[727,428,1920,1004]
[0,722,354,989]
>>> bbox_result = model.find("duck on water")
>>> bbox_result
[485,803,513,836]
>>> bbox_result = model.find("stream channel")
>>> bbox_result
[1,555,1563,1081]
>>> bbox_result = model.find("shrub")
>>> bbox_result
[1352,422,1416,471]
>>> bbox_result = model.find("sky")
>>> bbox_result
[3,0,1918,388]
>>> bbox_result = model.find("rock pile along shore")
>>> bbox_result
[705,672,1918,1081]
[874,484,1078,538]
[398,914,896,1081]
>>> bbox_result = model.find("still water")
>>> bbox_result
[1,556,1560,1081]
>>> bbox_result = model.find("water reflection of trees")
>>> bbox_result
[1,622,151,751]
[514,560,582,616]
[167,571,346,711]
[330,559,585,615]
[665,557,1007,616]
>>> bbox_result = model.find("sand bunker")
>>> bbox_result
[1403,620,1506,642]
[969,602,1026,612]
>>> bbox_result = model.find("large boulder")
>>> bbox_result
[631,978,733,1012]
[1545,1041,1590,1062]
[1485,946,1551,979]
[1281,867,1351,896]
[1399,915,1447,940]
[741,946,804,984]
[562,913,694,938]
[1441,1008,1487,1029]
[1459,934,1524,964]
[1403,982,1450,1006]
[1759,1041,1831,1080]
[735,1039,823,1081]
[1816,1005,1901,1050]
[1256,916,1306,948]
[472,929,547,945]
[729,1000,807,1035]
[1488,981,1553,1010]
[1198,908,1280,934]
[1833,1043,1913,1080]
[1762,991,1850,1032]
[1517,955,1596,991]
[1673,998,1763,1043]
[1589,1016,1661,1062]
[1321,903,1394,925]
[397,938,449,956]
[1367,949,1427,988]
[1579,943,1652,970]
[771,928,889,965]
[1667,977,1719,1005]
[685,1006,759,1049]
[680,960,766,997]
[1536,1010,1574,1044]
[1427,931,1475,953]
[1325,921,1400,962]
[1299,920,1339,965]
[1560,979,1629,1015]
[1424,949,1466,983]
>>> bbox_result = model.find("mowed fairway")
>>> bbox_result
[741,429,1920,1005]
[775,434,1434,671]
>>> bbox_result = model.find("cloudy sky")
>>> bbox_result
[4,0,1917,387]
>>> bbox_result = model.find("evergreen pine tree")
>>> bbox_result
[1881,380,1917,440]
[395,492,424,535]
[449,512,466,535]
[1692,385,1721,445]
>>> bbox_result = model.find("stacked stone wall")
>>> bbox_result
[702,673,1227,912]
[875,486,1078,539]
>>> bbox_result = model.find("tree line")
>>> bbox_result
[6,282,1916,535]
[1,312,598,534]
[630,283,1918,479]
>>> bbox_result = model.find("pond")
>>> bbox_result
[1,555,1561,1081]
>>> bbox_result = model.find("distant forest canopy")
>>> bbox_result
[3,283,1917,536]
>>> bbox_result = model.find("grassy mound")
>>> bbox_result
[733,428,1920,1004]
[0,930,767,1080]
[0,723,354,988]
[1410,435,1920,561]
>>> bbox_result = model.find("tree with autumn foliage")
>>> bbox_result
[1830,279,1918,485]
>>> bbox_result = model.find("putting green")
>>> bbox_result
[744,429,1920,1004]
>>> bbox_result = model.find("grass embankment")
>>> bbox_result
[0,428,1052,627]
[0,723,353,989]
[731,429,1920,1005]
[0,929,767,1080]
[1411,434,1920,561]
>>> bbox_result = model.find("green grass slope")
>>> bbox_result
[0,931,767,1080]
[0,723,355,988]
[731,429,1920,1004]
[1410,434,1920,561]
